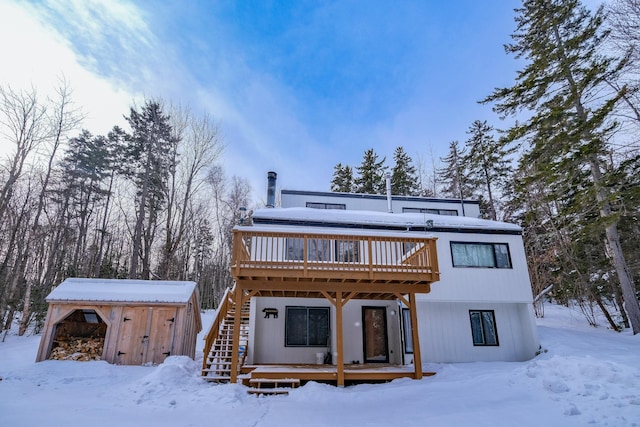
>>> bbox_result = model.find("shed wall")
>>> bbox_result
[37,297,201,364]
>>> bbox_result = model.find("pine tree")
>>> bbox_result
[464,120,514,221]
[438,141,475,201]
[58,130,114,275]
[484,0,640,333]
[123,100,179,279]
[391,146,419,196]
[354,148,387,194]
[330,163,354,192]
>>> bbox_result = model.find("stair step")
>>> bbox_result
[249,378,300,387]
[247,388,291,396]
[202,368,232,374]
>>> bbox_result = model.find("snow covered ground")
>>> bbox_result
[1,304,639,427]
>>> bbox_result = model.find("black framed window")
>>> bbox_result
[336,239,359,262]
[450,242,512,268]
[286,238,304,260]
[308,238,331,261]
[403,207,458,216]
[285,306,330,347]
[306,202,346,210]
[285,238,331,261]
[402,308,414,353]
[469,310,499,346]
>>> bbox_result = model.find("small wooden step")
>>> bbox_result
[203,375,232,383]
[247,378,300,396]
[248,378,300,388]
[247,388,291,396]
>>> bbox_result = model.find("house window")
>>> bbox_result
[306,202,346,210]
[285,307,330,347]
[469,310,499,346]
[286,238,304,260]
[308,238,331,261]
[403,207,458,216]
[402,308,413,353]
[286,238,331,261]
[336,239,359,262]
[450,242,512,268]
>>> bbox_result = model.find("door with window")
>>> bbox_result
[362,307,389,363]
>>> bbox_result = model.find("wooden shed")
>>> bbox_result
[36,278,202,365]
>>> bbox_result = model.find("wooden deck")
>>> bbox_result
[201,227,441,386]
[241,364,436,385]
[232,229,440,293]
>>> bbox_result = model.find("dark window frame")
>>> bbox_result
[402,207,459,216]
[450,241,512,269]
[401,308,413,354]
[306,202,346,210]
[285,237,304,261]
[285,306,330,347]
[335,239,360,262]
[469,310,499,346]
[285,237,332,261]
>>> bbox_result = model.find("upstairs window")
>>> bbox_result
[450,242,512,268]
[403,207,458,216]
[286,238,331,261]
[285,306,330,347]
[469,310,499,346]
[306,202,346,210]
[335,239,359,262]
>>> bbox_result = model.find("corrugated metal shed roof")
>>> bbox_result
[46,278,197,304]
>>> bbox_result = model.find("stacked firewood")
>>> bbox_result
[49,337,104,361]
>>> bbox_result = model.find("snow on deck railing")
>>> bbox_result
[231,229,440,282]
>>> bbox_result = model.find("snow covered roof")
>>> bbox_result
[46,278,198,304]
[249,207,522,234]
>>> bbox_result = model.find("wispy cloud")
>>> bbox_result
[1,0,526,202]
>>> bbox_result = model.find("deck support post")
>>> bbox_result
[230,284,243,384]
[408,292,423,379]
[336,290,345,387]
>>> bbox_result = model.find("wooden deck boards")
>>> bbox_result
[242,364,435,384]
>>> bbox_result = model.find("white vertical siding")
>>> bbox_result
[422,232,535,303]
[414,301,540,363]
[251,297,402,365]
[281,191,481,218]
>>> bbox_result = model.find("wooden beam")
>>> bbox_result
[336,290,345,387]
[230,285,243,383]
[394,293,410,307]
[408,293,423,380]
[236,281,431,296]
[320,290,336,306]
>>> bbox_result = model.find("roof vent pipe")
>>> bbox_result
[385,172,393,213]
[266,171,277,208]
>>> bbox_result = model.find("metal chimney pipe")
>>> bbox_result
[266,171,277,208]
[385,172,393,213]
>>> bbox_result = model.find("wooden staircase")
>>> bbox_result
[202,288,250,382]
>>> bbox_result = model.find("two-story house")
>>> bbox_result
[201,173,540,390]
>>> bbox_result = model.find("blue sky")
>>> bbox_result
[1,0,528,204]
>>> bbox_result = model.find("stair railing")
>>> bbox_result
[202,286,232,373]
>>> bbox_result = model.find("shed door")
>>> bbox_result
[116,307,178,365]
[146,307,177,364]
[116,307,149,365]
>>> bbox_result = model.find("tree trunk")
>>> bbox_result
[589,157,640,334]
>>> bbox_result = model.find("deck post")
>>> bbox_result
[409,292,423,379]
[230,284,243,383]
[336,290,345,387]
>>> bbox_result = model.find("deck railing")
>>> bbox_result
[232,228,439,283]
